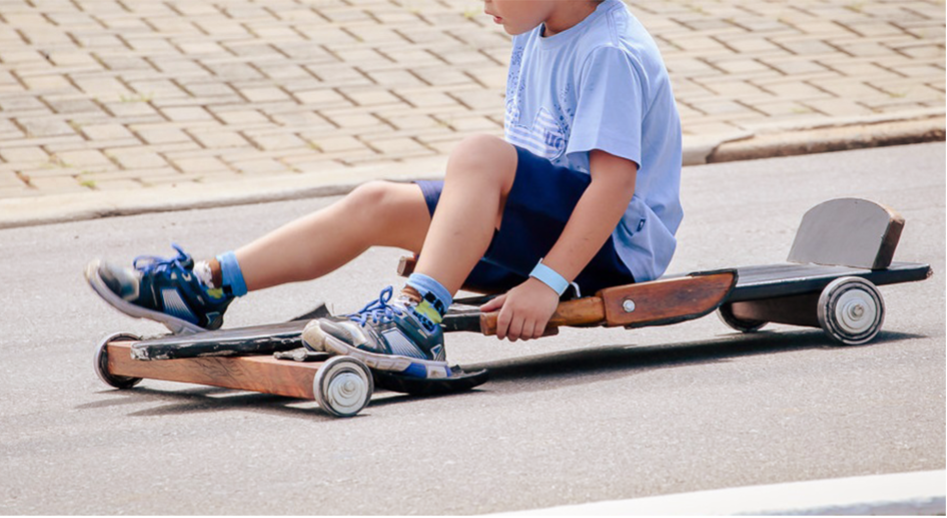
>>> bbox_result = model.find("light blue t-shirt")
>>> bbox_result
[504,0,683,282]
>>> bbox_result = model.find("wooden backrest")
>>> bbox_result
[787,198,904,270]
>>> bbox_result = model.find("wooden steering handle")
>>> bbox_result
[479,297,606,336]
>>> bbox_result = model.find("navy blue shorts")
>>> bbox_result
[416,145,635,295]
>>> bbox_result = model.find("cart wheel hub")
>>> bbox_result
[837,291,875,334]
[328,372,365,408]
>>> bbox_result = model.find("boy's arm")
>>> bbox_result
[482,150,637,341]
[543,150,637,282]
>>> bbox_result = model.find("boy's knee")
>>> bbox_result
[448,135,517,181]
[346,180,397,214]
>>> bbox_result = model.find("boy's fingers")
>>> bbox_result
[508,314,524,342]
[496,307,512,340]
[480,294,506,312]
[521,321,536,341]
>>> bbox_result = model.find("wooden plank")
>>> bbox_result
[398,255,417,278]
[728,293,821,328]
[599,271,736,328]
[107,341,319,399]
[787,198,904,269]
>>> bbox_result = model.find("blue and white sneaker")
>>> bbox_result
[303,287,451,379]
[85,244,232,334]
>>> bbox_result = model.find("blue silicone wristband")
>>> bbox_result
[529,260,569,296]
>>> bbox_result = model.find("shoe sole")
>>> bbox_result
[85,260,204,335]
[302,320,451,379]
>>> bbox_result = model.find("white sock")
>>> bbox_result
[194,261,217,289]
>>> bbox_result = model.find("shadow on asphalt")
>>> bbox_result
[76,328,923,418]
[464,328,924,384]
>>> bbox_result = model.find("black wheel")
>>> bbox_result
[817,277,885,345]
[94,332,142,389]
[314,356,373,418]
[717,303,767,333]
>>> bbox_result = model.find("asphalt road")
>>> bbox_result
[0,143,943,514]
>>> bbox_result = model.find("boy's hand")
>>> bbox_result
[480,278,560,341]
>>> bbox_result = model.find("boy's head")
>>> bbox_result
[484,0,605,36]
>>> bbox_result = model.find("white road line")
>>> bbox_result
[495,470,945,516]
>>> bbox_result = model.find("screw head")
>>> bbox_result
[622,299,636,313]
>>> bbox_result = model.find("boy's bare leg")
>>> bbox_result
[413,135,518,295]
[233,181,432,291]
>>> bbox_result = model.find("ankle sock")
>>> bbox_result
[404,273,452,323]
[214,251,248,298]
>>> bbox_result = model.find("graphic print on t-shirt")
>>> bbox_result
[504,100,567,161]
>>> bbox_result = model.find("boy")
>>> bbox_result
[87,0,682,379]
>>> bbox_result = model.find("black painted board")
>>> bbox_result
[728,261,932,302]
[132,320,309,360]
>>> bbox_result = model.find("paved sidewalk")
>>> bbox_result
[0,0,943,205]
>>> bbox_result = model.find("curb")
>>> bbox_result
[0,155,447,230]
[0,114,943,230]
[493,469,946,516]
[707,113,945,164]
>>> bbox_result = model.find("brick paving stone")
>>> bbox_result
[18,117,77,138]
[161,106,215,122]
[188,129,251,149]
[169,156,233,174]
[106,148,169,169]
[229,158,291,175]
[133,124,193,145]
[364,136,430,155]
[0,171,25,188]
[0,119,23,140]
[76,168,160,183]
[343,88,403,107]
[211,109,271,126]
[696,78,772,99]
[762,57,832,75]
[92,179,146,191]
[0,0,942,202]
[440,115,500,132]
[803,97,874,117]
[54,149,114,169]
[0,96,49,113]
[0,147,50,165]
[750,100,820,117]
[305,135,368,153]
[270,111,335,131]
[395,89,464,108]
[181,82,241,100]
[245,132,308,151]
[323,111,386,129]
[101,100,160,119]
[293,89,354,107]
[26,175,88,193]
[238,86,292,103]
[80,123,136,141]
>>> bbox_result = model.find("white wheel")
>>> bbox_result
[314,356,373,418]
[817,277,885,345]
[94,332,142,389]
[717,303,767,333]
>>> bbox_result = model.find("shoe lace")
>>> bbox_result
[133,243,192,276]
[350,286,405,326]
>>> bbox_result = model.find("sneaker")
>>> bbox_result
[303,287,451,379]
[85,244,232,334]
